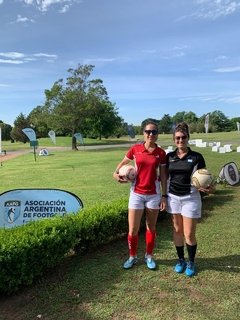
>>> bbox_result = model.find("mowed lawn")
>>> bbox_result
[0,137,239,320]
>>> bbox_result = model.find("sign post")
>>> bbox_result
[30,140,39,162]
[22,128,38,162]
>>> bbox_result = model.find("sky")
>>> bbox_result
[0,0,240,126]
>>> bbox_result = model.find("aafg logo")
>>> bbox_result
[4,200,21,224]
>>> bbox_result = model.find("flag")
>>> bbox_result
[0,127,2,154]
[204,114,209,134]
[74,133,84,144]
[237,122,240,132]
[127,125,135,139]
[22,128,36,141]
[48,130,56,144]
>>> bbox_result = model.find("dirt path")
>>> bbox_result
[0,150,30,162]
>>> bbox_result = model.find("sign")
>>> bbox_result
[74,132,84,145]
[127,125,135,139]
[204,114,209,134]
[22,128,37,141]
[217,162,240,186]
[30,140,39,147]
[0,189,83,228]
[48,130,56,144]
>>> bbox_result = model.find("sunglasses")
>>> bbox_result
[144,130,158,135]
[175,135,187,141]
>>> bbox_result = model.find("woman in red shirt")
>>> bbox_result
[113,121,168,270]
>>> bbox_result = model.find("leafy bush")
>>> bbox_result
[0,198,128,294]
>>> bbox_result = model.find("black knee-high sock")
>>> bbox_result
[186,243,197,263]
[175,246,185,260]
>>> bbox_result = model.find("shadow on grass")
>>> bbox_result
[201,188,236,221]
[158,255,240,275]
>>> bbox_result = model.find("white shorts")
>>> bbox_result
[128,191,161,210]
[167,190,202,218]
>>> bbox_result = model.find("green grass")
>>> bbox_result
[0,136,240,319]
[2,130,240,150]
[1,136,132,151]
[0,148,131,207]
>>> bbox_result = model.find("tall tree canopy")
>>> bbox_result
[43,64,121,149]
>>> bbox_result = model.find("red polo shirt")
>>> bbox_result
[126,143,166,195]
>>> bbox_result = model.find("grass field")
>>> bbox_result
[0,134,240,319]
[1,130,240,151]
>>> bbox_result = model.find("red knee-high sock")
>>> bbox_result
[127,234,139,256]
[146,230,156,255]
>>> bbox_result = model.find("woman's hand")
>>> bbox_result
[159,197,167,211]
[199,182,216,194]
[113,172,128,183]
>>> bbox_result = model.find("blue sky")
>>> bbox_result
[0,0,240,126]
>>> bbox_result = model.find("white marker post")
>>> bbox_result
[0,127,2,154]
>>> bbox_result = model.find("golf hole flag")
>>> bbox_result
[48,130,56,144]
[204,114,209,134]
[74,132,84,145]
[22,128,37,141]
[0,189,83,228]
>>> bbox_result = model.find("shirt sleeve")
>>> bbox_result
[197,153,206,169]
[126,145,135,160]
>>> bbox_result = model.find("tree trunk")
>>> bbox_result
[72,134,78,150]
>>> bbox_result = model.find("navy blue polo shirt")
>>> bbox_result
[166,148,206,196]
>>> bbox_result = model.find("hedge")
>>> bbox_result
[0,197,128,294]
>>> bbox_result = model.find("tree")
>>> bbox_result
[172,111,186,125]
[230,117,240,131]
[208,110,231,132]
[159,114,172,134]
[44,64,118,149]
[11,113,31,143]
[184,111,198,124]
[0,121,12,141]
[84,100,122,139]
[28,106,50,138]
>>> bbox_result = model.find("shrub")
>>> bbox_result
[0,198,128,294]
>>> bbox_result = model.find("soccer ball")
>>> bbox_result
[191,169,213,189]
[119,165,137,182]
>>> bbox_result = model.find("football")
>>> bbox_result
[191,169,213,189]
[119,165,137,182]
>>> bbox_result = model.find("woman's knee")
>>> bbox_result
[128,226,140,235]
[184,232,196,244]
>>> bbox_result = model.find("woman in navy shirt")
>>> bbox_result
[166,122,214,276]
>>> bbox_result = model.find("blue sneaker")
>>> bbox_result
[144,254,156,270]
[185,261,196,277]
[123,256,137,269]
[174,259,187,273]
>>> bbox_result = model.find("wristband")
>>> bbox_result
[162,194,168,198]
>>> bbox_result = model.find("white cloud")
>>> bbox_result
[16,14,35,23]
[83,57,116,64]
[194,0,240,20]
[214,66,240,72]
[215,55,228,60]
[179,93,240,104]
[0,59,24,64]
[33,53,58,59]
[59,4,69,13]
[0,52,25,59]
[0,52,58,64]
[20,0,81,12]
[178,0,240,21]
[0,0,3,5]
